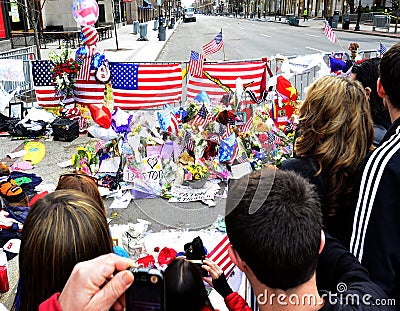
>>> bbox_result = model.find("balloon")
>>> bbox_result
[72,0,99,26]
[92,53,105,69]
[88,104,112,129]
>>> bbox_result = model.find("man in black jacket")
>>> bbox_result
[225,168,395,310]
[349,42,400,306]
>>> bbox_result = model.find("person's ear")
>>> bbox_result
[377,78,386,99]
[319,230,326,254]
[228,246,247,272]
[365,87,371,99]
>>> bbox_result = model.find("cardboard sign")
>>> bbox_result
[169,182,219,203]
[142,156,163,183]
[123,155,163,184]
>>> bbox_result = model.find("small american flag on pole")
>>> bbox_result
[184,131,194,151]
[202,31,224,55]
[207,234,235,277]
[379,41,388,57]
[241,116,253,133]
[323,20,337,44]
[193,104,213,127]
[188,51,204,78]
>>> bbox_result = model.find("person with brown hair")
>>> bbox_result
[55,170,105,215]
[279,75,374,243]
[14,190,114,311]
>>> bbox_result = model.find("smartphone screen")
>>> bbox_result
[126,269,164,311]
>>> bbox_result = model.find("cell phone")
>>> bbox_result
[126,267,165,311]
[187,259,209,277]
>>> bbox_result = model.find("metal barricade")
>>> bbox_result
[373,15,390,32]
[0,46,37,111]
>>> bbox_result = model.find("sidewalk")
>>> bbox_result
[269,16,400,38]
[40,18,181,62]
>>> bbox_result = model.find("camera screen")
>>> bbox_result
[126,273,164,311]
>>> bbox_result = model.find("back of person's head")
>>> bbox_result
[379,42,400,110]
[295,75,373,215]
[351,58,391,129]
[225,168,322,290]
[17,190,113,311]
[164,258,214,311]
[56,170,105,215]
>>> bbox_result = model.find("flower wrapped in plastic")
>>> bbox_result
[49,46,80,102]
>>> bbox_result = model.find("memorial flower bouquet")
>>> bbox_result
[49,46,80,101]
[187,163,210,181]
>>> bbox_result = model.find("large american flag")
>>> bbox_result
[109,62,182,109]
[202,31,224,55]
[188,51,204,78]
[186,61,266,102]
[206,234,235,277]
[323,20,337,44]
[32,60,59,106]
[74,70,105,105]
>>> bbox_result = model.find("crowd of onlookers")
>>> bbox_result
[1,42,400,311]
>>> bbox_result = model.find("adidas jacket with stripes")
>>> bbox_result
[349,117,400,305]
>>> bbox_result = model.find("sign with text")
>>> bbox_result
[169,182,220,203]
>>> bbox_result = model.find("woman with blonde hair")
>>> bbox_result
[14,190,113,311]
[280,75,373,242]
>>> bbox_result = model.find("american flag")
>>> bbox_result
[76,46,97,81]
[186,61,266,102]
[219,122,231,140]
[193,104,213,127]
[267,131,275,144]
[168,112,179,136]
[183,130,194,151]
[188,51,204,78]
[109,62,182,109]
[74,70,105,105]
[379,42,388,58]
[206,234,235,277]
[202,31,224,55]
[32,60,60,106]
[241,116,253,133]
[323,20,337,44]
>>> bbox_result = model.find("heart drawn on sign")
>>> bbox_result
[147,157,159,169]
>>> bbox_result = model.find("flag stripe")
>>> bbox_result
[75,70,105,105]
[187,61,265,101]
[206,235,235,276]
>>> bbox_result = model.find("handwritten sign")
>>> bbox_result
[169,182,220,203]
[142,156,163,183]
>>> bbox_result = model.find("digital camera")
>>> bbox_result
[187,259,209,277]
[126,267,165,311]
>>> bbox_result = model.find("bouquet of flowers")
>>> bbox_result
[48,46,80,101]
[186,164,210,181]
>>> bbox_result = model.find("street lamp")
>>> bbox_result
[354,0,362,31]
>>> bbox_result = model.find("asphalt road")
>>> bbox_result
[157,14,399,62]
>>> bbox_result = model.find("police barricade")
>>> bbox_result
[0,46,37,115]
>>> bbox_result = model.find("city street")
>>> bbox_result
[157,14,400,62]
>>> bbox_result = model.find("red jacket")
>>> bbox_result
[39,292,251,311]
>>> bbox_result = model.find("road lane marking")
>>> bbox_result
[260,34,271,37]
[306,46,326,53]
[306,34,320,37]
[240,27,245,29]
